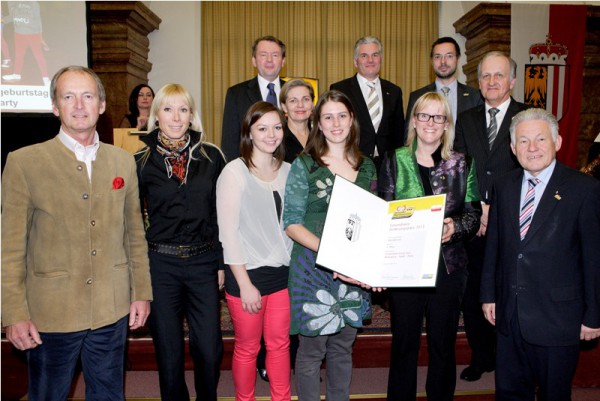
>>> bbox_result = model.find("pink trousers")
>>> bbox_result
[226,288,291,401]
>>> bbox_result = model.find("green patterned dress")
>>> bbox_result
[283,154,377,336]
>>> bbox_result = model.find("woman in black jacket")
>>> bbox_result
[135,83,226,401]
[379,92,481,401]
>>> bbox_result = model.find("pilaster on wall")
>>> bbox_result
[580,7,600,167]
[88,2,161,142]
[453,3,511,88]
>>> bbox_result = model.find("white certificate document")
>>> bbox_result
[315,176,446,287]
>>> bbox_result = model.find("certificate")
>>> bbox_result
[315,176,446,287]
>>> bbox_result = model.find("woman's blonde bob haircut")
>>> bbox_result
[148,83,204,135]
[405,91,454,160]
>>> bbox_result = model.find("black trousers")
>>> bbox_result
[496,306,579,401]
[462,235,496,369]
[148,249,224,401]
[387,268,467,401]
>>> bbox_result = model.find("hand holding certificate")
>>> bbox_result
[316,176,446,287]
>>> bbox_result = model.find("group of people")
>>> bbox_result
[2,33,599,401]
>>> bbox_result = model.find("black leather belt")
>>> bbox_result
[148,242,214,258]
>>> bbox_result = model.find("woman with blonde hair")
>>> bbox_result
[380,92,481,401]
[135,83,226,401]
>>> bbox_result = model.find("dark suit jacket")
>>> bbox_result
[330,75,404,157]
[221,76,286,161]
[454,98,528,202]
[480,163,600,346]
[405,82,482,136]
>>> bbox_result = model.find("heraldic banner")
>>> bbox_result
[511,4,586,168]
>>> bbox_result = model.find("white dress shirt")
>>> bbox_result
[435,79,458,125]
[520,160,556,218]
[257,74,282,108]
[58,129,100,181]
[485,97,511,132]
[356,73,382,106]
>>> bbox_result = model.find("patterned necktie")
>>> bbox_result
[487,108,499,149]
[441,86,450,97]
[266,82,277,106]
[519,178,540,240]
[367,81,382,132]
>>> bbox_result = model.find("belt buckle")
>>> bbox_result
[177,245,191,258]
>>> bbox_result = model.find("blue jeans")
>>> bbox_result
[27,316,128,401]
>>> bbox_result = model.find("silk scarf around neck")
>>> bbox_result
[156,131,191,184]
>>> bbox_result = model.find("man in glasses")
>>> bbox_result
[405,36,482,137]
[453,51,528,382]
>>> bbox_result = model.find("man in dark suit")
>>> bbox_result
[454,51,528,382]
[330,36,404,170]
[221,35,286,161]
[405,36,482,134]
[481,108,600,401]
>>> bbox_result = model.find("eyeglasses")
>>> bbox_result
[415,113,447,124]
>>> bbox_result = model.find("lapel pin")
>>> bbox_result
[554,191,561,200]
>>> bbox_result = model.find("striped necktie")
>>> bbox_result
[519,178,540,240]
[367,81,382,132]
[441,86,450,97]
[487,108,499,149]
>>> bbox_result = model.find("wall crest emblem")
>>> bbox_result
[524,35,569,121]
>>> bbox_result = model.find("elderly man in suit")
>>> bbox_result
[481,108,600,401]
[453,51,528,381]
[1,65,152,401]
[405,36,482,132]
[221,35,286,161]
[330,36,404,170]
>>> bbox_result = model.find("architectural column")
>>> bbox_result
[87,1,161,142]
[453,3,511,88]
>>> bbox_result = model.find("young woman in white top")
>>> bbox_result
[217,101,293,401]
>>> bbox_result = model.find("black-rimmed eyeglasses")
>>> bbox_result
[415,113,447,124]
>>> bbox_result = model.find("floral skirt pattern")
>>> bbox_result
[288,247,371,336]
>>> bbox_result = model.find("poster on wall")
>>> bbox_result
[1,1,88,113]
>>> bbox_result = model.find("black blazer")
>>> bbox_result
[454,98,528,202]
[330,75,404,157]
[221,76,286,161]
[405,82,482,136]
[480,162,600,346]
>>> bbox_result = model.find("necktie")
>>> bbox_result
[487,108,499,149]
[519,178,540,240]
[367,81,382,132]
[266,82,277,106]
[267,82,277,107]
[441,86,450,97]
